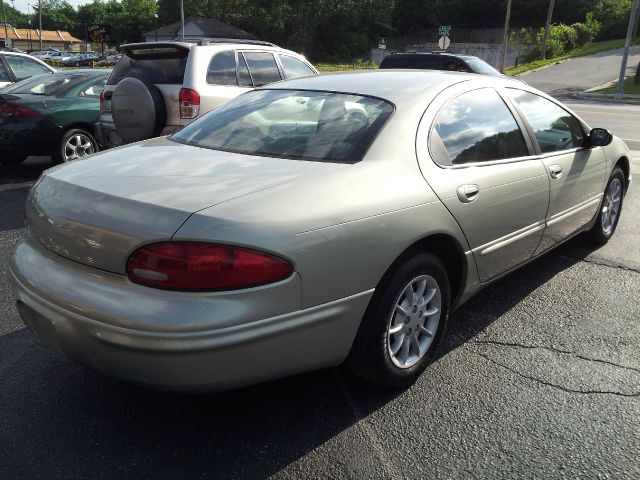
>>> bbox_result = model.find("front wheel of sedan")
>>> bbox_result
[587,166,625,245]
[346,253,450,388]
[54,129,98,164]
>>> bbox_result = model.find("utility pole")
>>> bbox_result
[541,0,556,60]
[38,0,42,51]
[614,0,640,100]
[1,0,9,47]
[500,0,513,72]
[180,0,185,41]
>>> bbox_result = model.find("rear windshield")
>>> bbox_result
[380,55,443,69]
[2,73,75,95]
[107,48,188,85]
[171,89,394,163]
[460,56,501,76]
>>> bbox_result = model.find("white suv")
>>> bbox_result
[96,40,317,148]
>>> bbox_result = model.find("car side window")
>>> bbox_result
[237,53,253,87]
[242,52,282,87]
[4,56,51,81]
[0,60,10,81]
[279,55,315,79]
[206,50,237,86]
[431,88,529,166]
[507,89,585,153]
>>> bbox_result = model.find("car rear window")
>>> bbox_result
[380,55,443,69]
[107,47,188,85]
[1,73,75,95]
[171,89,394,163]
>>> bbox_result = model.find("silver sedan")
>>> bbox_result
[8,71,631,391]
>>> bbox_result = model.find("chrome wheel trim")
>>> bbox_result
[601,178,622,235]
[387,274,442,369]
[64,133,95,162]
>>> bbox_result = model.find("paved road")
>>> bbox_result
[564,98,640,150]
[1,129,639,478]
[519,45,640,94]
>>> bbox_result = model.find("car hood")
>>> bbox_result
[27,136,347,273]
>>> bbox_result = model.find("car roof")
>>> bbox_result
[263,70,478,105]
[48,69,110,77]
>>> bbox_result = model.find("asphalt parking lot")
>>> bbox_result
[1,147,639,478]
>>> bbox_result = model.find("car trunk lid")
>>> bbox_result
[27,136,346,274]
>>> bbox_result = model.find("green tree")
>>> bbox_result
[590,0,633,39]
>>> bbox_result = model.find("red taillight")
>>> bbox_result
[179,88,200,119]
[99,91,105,114]
[126,242,294,291]
[0,102,42,119]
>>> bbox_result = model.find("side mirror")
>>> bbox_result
[589,128,613,147]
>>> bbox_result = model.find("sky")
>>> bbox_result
[10,0,90,15]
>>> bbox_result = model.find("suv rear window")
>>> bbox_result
[107,47,188,85]
[171,89,394,163]
[380,55,444,69]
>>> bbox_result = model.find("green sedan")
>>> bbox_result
[0,70,109,165]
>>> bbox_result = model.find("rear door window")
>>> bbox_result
[107,47,188,85]
[432,88,528,165]
[279,55,315,79]
[242,52,282,87]
[237,53,253,87]
[206,50,237,85]
[4,56,51,81]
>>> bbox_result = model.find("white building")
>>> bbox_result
[144,17,257,43]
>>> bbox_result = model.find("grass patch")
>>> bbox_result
[505,38,639,76]
[316,62,378,72]
[592,76,640,94]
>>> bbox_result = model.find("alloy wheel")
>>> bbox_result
[601,178,622,235]
[64,133,95,162]
[387,274,441,369]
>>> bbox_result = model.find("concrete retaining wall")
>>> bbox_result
[372,43,530,69]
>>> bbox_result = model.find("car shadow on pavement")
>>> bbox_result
[0,157,51,185]
[0,234,603,480]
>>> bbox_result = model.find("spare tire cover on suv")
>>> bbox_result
[111,77,166,144]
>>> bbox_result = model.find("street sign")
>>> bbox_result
[438,36,450,50]
[438,26,451,37]
[87,24,112,43]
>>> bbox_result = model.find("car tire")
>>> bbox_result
[53,128,98,164]
[587,166,625,245]
[346,253,450,388]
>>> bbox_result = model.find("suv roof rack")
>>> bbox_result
[197,38,278,47]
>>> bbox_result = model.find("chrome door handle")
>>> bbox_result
[549,165,563,179]
[457,184,480,203]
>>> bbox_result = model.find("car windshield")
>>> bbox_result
[460,56,501,76]
[171,89,394,163]
[2,74,74,95]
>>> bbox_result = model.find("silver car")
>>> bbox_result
[8,71,631,391]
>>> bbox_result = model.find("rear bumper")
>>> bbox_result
[8,238,371,392]
[95,119,183,150]
[94,120,124,149]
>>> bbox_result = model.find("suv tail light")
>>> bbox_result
[179,88,200,119]
[126,242,294,291]
[0,102,42,119]
[99,90,105,114]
